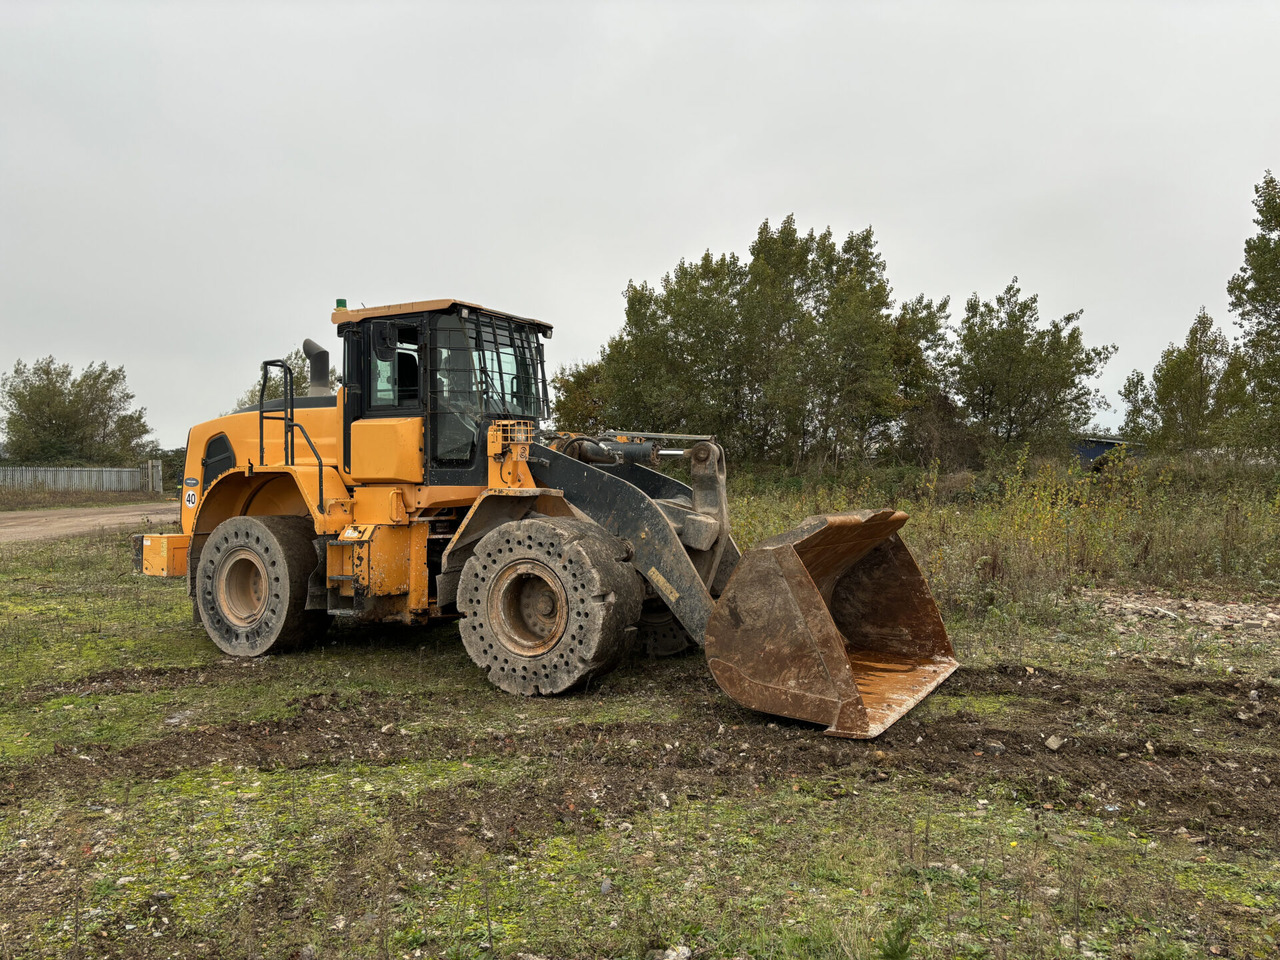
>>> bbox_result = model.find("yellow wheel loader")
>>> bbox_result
[136,298,956,737]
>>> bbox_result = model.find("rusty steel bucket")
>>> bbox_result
[704,509,956,738]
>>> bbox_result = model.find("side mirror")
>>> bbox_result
[371,322,398,362]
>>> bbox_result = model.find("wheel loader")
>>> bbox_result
[135,297,957,738]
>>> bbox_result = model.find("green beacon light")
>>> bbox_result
[335,298,347,309]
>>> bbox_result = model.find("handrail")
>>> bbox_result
[292,422,325,506]
[258,360,293,465]
[256,360,325,506]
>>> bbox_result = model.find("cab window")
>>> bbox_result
[368,323,420,411]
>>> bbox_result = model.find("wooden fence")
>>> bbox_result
[0,461,164,493]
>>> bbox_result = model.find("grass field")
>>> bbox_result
[1,461,1278,959]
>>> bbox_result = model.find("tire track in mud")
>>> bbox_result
[2,662,1276,854]
[15,662,247,705]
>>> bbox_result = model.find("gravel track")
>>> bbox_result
[0,501,180,543]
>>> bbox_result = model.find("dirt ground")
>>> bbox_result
[3,658,1276,848]
[0,502,179,543]
[1,531,1277,958]
[4,653,1275,850]
[3,628,1278,957]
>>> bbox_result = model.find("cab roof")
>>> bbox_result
[331,298,553,335]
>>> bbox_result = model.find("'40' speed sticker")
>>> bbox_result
[184,490,197,508]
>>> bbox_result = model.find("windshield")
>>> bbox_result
[432,313,547,420]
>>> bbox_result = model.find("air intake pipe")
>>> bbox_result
[302,339,330,397]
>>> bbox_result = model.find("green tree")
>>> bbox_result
[886,293,968,467]
[1120,308,1253,451]
[550,358,612,434]
[890,294,952,406]
[1226,169,1280,447]
[604,249,753,455]
[232,347,337,411]
[0,357,152,465]
[951,279,1115,451]
[591,216,946,469]
[805,228,899,468]
[739,217,830,466]
[557,216,955,469]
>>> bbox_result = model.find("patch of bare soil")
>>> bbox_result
[898,665,1278,846]
[16,663,242,705]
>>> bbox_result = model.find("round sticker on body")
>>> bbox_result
[184,490,198,508]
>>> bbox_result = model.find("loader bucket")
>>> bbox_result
[704,509,956,739]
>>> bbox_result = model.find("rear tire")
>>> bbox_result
[196,515,329,656]
[458,517,644,695]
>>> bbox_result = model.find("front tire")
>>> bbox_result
[636,600,693,657]
[458,517,644,695]
[196,515,329,656]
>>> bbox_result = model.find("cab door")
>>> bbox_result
[426,313,487,486]
[343,317,426,484]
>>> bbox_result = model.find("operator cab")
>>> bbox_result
[335,299,551,485]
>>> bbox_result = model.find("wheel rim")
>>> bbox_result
[488,559,568,657]
[217,547,268,627]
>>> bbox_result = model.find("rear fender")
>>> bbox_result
[187,469,315,594]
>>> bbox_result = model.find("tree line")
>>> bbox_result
[0,347,337,468]
[0,357,154,466]
[552,216,1114,470]
[1120,171,1280,455]
[554,172,1280,468]
[4,172,1277,471]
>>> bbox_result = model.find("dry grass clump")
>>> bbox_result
[728,451,1280,618]
[909,451,1279,616]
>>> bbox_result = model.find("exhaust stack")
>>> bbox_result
[302,339,330,397]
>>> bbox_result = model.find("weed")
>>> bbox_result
[876,913,917,960]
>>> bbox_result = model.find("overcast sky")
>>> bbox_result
[2,0,1278,448]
